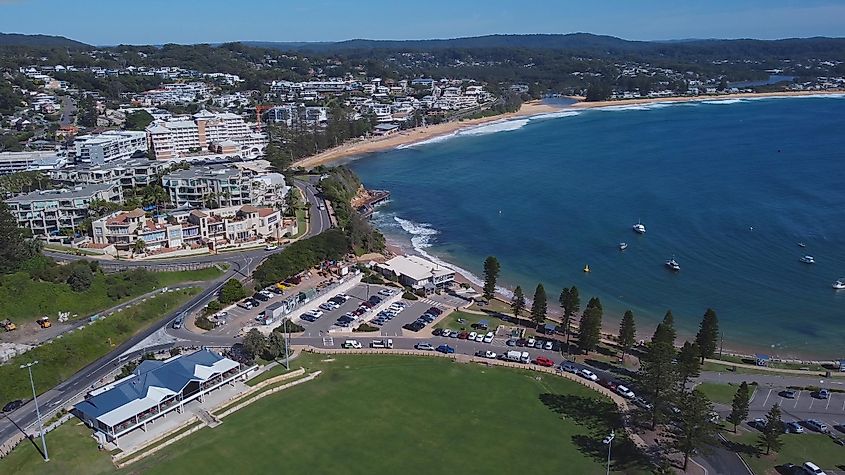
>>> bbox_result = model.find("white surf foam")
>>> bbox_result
[701,99,746,105]
[529,110,582,121]
[396,132,458,149]
[457,118,530,136]
[392,216,514,299]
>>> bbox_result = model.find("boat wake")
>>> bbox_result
[392,216,514,299]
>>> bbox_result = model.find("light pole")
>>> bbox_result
[20,361,49,462]
[602,430,614,475]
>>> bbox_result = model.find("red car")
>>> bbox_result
[535,356,554,367]
[457,331,469,340]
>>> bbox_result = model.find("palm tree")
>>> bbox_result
[132,239,146,257]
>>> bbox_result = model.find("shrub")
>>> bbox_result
[218,279,247,305]
[203,299,223,316]
[272,319,304,333]
[402,291,418,300]
[353,323,379,332]
[195,314,215,331]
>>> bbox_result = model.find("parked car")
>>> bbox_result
[506,339,516,347]
[440,329,452,338]
[427,307,443,316]
[785,421,804,433]
[616,385,636,399]
[415,342,435,351]
[633,397,653,410]
[817,389,830,399]
[579,369,599,382]
[264,244,278,251]
[253,292,271,302]
[805,419,830,433]
[2,400,23,412]
[378,288,396,296]
[483,332,494,343]
[457,331,469,339]
[468,331,478,341]
[780,389,798,399]
[750,417,767,430]
[342,340,363,349]
[543,340,553,351]
[802,461,827,475]
[436,344,455,354]
[475,350,497,359]
[535,356,554,367]
[560,362,579,374]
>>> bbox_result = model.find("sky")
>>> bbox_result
[1,0,844,46]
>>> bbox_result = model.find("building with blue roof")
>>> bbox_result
[73,349,251,446]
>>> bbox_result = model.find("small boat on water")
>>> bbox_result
[583,264,591,273]
[665,257,680,272]
[797,242,807,248]
[833,279,845,290]
[618,242,628,251]
[800,255,816,264]
[632,220,646,234]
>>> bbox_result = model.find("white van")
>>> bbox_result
[342,340,362,349]
[802,461,826,475]
[520,352,530,364]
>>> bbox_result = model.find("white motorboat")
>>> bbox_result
[618,242,628,251]
[833,279,845,290]
[665,258,680,272]
[632,220,646,234]
[800,255,815,264]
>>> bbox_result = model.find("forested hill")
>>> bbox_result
[0,33,90,48]
[247,33,845,59]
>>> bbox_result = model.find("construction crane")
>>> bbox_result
[255,104,274,131]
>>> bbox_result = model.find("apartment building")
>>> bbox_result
[264,105,328,127]
[50,157,169,190]
[146,110,268,160]
[0,151,68,175]
[73,131,148,165]
[6,183,123,238]
[161,165,253,209]
[91,204,296,252]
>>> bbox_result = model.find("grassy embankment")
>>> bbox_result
[0,288,200,403]
[0,267,221,324]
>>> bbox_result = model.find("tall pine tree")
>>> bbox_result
[510,286,526,317]
[640,323,678,430]
[530,283,547,325]
[661,310,676,347]
[759,404,784,455]
[727,382,751,433]
[577,297,603,354]
[667,389,719,472]
[482,256,500,301]
[559,286,580,355]
[695,308,720,363]
[618,310,636,361]
[676,341,701,393]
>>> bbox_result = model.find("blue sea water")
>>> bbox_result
[348,96,845,358]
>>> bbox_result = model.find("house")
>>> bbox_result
[376,255,455,291]
[373,123,399,136]
[72,349,255,447]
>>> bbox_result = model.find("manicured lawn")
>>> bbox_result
[125,355,648,474]
[1,421,116,475]
[0,288,200,403]
[434,310,497,330]
[0,267,221,324]
[696,382,742,405]
[725,430,845,474]
[467,297,513,316]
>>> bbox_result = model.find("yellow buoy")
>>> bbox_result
[583,264,591,273]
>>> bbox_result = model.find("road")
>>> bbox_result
[59,96,75,127]
[0,178,331,446]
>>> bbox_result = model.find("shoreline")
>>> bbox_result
[293,90,842,170]
[357,91,844,361]
[567,89,844,110]
[292,101,561,169]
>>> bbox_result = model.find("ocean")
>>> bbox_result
[348,95,845,358]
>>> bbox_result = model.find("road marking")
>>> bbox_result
[794,391,802,409]
[778,397,784,406]
[809,397,815,410]
[762,389,772,407]
[825,396,832,411]
[841,398,845,412]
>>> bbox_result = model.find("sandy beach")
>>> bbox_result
[292,101,561,169]
[567,89,844,109]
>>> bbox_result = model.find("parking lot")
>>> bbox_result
[745,386,845,432]
[296,283,397,336]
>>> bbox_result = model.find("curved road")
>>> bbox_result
[0,178,331,448]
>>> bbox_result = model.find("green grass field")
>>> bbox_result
[725,430,845,474]
[7,354,650,474]
[0,288,200,403]
[0,267,221,324]
[434,310,496,330]
[1,421,116,475]
[696,382,741,405]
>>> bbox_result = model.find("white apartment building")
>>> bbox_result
[146,110,268,160]
[161,165,253,209]
[49,157,169,190]
[0,151,68,175]
[91,204,296,252]
[73,131,148,165]
[264,105,328,127]
[6,183,123,238]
